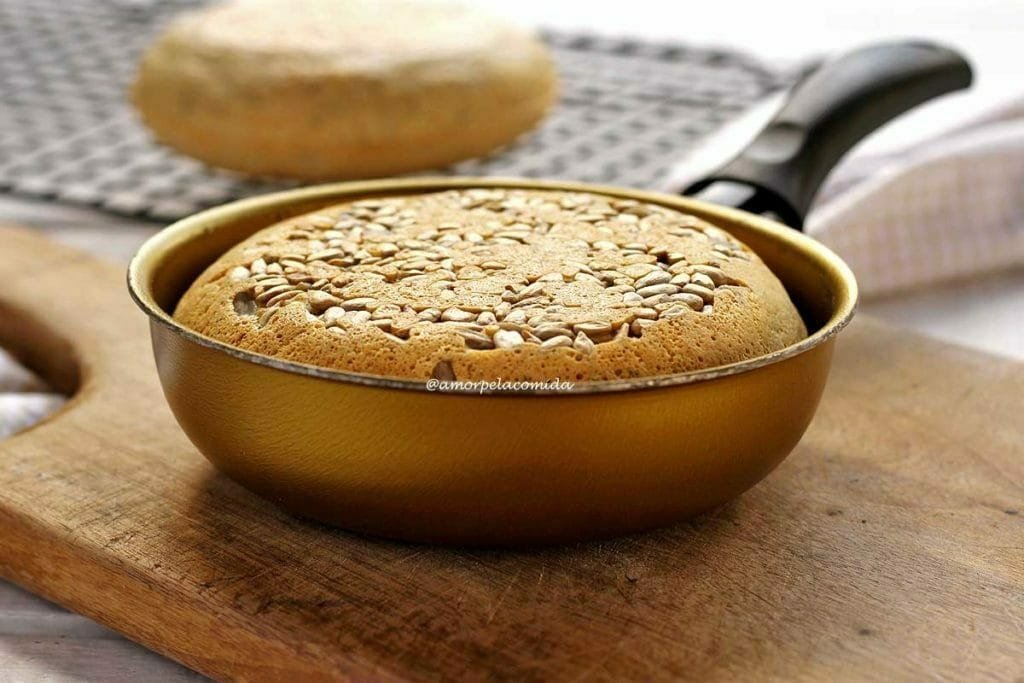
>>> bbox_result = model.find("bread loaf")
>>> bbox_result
[175,189,807,382]
[132,0,557,179]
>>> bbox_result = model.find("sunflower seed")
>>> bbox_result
[634,270,671,289]
[533,323,573,340]
[441,307,476,322]
[373,242,399,257]
[342,297,377,310]
[667,292,705,310]
[309,214,337,229]
[618,290,643,305]
[681,283,715,303]
[669,273,691,286]
[573,331,596,354]
[541,335,573,349]
[322,306,346,325]
[691,272,716,289]
[372,304,401,319]
[615,267,647,282]
[405,259,432,271]
[307,290,341,313]
[459,329,495,349]
[256,284,294,305]
[494,329,525,348]
[228,266,251,281]
[516,282,546,300]
[635,283,679,298]
[660,305,690,319]
[690,264,727,285]
[574,273,603,285]
[667,261,691,275]
[347,310,372,324]
[307,249,344,262]
[574,321,613,338]
[495,231,529,243]
[266,290,301,307]
[504,309,528,324]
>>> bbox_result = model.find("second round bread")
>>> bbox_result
[132,0,558,180]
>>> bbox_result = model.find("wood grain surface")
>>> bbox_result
[0,224,1021,681]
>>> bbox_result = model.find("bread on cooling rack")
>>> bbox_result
[132,0,557,180]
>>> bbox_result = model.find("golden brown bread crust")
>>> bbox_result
[131,0,558,180]
[174,189,808,382]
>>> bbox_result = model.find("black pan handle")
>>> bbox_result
[684,41,973,229]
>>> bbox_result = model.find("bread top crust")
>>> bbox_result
[138,0,551,83]
[174,189,807,382]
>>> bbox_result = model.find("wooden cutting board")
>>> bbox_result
[0,224,1021,681]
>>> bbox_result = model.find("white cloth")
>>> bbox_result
[0,347,63,439]
[809,98,1024,296]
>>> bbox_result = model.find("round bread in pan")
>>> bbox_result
[131,0,558,180]
[174,188,807,382]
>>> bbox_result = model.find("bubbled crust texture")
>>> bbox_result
[175,189,807,382]
[131,0,557,180]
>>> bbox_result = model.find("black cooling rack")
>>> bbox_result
[0,0,790,221]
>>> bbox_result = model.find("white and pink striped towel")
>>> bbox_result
[809,97,1024,296]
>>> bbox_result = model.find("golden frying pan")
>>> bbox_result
[128,42,971,546]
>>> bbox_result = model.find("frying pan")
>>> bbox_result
[128,42,972,546]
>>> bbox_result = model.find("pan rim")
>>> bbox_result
[128,177,858,396]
